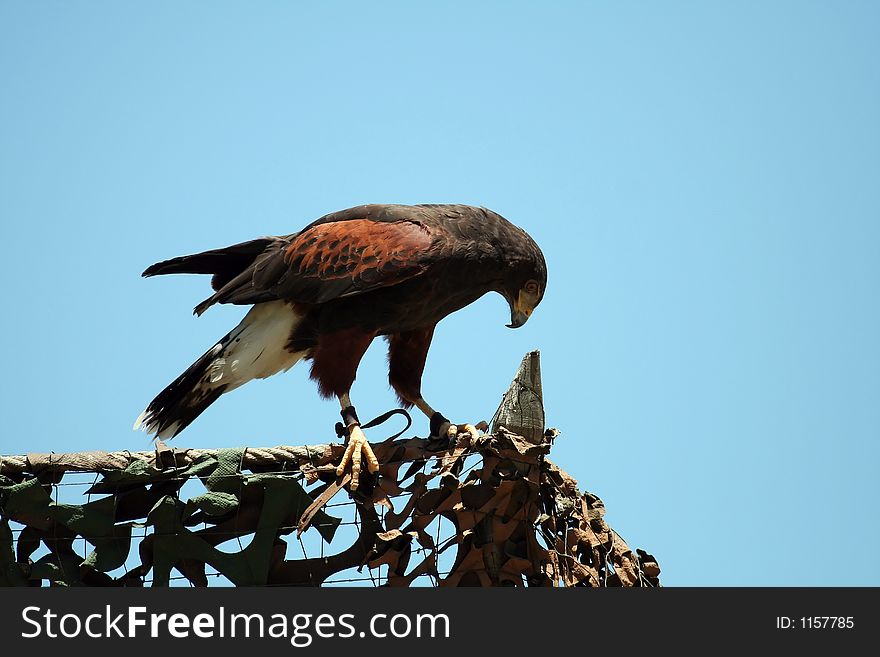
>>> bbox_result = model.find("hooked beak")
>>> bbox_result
[506,289,535,329]
[507,310,530,329]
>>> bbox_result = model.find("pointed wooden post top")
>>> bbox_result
[491,350,545,444]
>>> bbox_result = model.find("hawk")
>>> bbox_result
[134,204,547,488]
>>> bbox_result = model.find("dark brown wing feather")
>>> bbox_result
[193,216,438,314]
[141,237,277,291]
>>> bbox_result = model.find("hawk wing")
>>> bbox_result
[191,208,440,315]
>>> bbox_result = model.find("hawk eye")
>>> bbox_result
[524,280,539,295]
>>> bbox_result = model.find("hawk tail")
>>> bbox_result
[134,300,305,440]
[142,237,278,295]
[133,330,236,440]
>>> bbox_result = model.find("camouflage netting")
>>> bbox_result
[0,429,660,587]
[0,352,660,587]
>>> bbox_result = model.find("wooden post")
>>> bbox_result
[491,350,545,444]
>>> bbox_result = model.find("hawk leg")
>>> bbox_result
[385,330,485,442]
[335,399,379,490]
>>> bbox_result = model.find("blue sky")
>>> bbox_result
[1,1,878,586]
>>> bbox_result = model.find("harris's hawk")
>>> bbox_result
[134,204,547,488]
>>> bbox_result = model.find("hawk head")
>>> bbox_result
[501,231,547,329]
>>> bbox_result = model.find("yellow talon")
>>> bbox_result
[336,424,379,490]
[439,421,484,442]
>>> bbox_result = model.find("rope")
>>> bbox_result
[0,443,344,476]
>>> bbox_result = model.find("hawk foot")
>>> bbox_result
[430,412,488,442]
[336,423,379,490]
